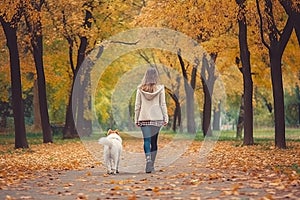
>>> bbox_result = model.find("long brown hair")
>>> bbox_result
[140,67,159,93]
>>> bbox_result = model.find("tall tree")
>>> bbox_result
[201,53,217,137]
[24,0,52,143]
[0,9,28,148]
[74,3,94,137]
[256,0,295,149]
[178,49,196,134]
[237,0,254,145]
[45,1,94,138]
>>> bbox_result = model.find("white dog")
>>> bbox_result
[98,129,123,174]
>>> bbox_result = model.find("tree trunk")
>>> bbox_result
[237,0,254,145]
[63,38,78,138]
[76,37,88,137]
[65,8,93,138]
[30,20,53,143]
[270,53,286,148]
[236,95,244,140]
[76,55,94,137]
[24,2,52,143]
[165,87,181,132]
[32,79,42,132]
[178,49,196,133]
[256,0,294,149]
[201,53,217,137]
[212,102,221,131]
[0,18,28,148]
[201,72,212,136]
[63,82,78,138]
[296,85,300,126]
[0,115,7,131]
[186,86,196,133]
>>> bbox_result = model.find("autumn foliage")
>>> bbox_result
[0,0,300,198]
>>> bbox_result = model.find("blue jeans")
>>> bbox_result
[141,125,161,154]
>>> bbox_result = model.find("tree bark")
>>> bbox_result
[237,0,254,145]
[0,17,28,148]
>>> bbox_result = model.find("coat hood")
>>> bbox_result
[138,85,164,100]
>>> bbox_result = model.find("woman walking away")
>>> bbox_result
[134,67,168,173]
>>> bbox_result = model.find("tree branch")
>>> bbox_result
[279,0,300,46]
[278,16,294,53]
[110,40,139,45]
[177,49,188,80]
[256,0,270,50]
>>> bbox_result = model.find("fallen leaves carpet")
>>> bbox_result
[0,136,299,199]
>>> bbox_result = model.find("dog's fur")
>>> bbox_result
[98,129,122,174]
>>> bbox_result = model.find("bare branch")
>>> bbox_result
[139,50,151,65]
[110,40,139,45]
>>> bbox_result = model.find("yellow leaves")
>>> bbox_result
[0,1,21,22]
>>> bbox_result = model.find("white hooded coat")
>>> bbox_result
[134,85,168,124]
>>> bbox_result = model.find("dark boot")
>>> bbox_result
[145,154,152,173]
[150,152,157,172]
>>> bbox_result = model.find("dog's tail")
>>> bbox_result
[98,137,113,147]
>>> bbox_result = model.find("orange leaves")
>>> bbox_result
[0,141,99,188]
[1,138,300,199]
